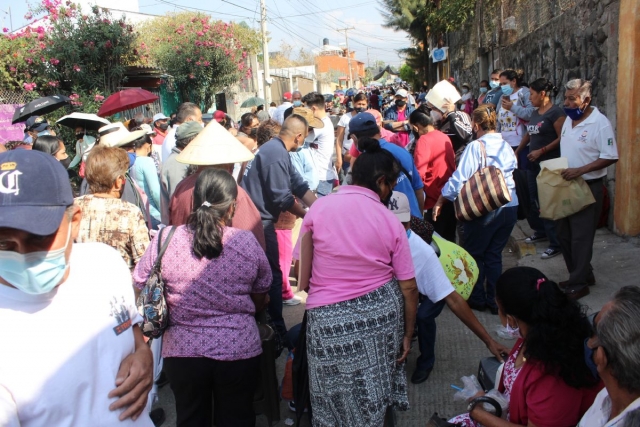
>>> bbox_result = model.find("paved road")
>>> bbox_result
[154,220,640,426]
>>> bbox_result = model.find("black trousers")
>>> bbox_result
[425,201,457,242]
[164,356,260,427]
[261,220,287,340]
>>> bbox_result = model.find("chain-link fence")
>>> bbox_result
[0,88,29,105]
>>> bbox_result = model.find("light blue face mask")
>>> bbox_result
[293,100,302,107]
[0,223,71,295]
[489,80,500,89]
[501,84,514,96]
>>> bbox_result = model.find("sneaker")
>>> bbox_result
[525,234,548,244]
[288,400,308,413]
[541,248,561,259]
[283,296,302,306]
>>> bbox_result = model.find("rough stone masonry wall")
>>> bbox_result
[448,0,620,224]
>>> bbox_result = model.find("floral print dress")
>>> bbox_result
[448,344,523,426]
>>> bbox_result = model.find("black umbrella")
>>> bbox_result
[11,95,72,124]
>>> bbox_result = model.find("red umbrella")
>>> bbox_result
[97,88,159,117]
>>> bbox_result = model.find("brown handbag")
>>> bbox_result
[453,139,512,221]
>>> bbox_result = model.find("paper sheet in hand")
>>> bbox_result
[539,157,568,171]
[425,80,461,112]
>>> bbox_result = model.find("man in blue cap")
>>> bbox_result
[349,111,425,218]
[0,150,154,426]
[23,116,54,143]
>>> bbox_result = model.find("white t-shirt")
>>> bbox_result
[498,88,526,147]
[338,112,354,153]
[309,116,337,181]
[578,388,640,427]
[161,125,178,162]
[0,243,152,427]
[272,102,292,125]
[559,107,618,181]
[268,106,277,117]
[408,231,455,302]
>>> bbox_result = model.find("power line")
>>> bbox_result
[276,1,375,18]
[154,0,254,19]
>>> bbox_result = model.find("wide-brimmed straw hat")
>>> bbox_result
[176,120,254,165]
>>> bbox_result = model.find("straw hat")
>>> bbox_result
[176,120,254,165]
[291,107,324,128]
[98,122,146,148]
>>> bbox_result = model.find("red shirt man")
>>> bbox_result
[413,129,455,210]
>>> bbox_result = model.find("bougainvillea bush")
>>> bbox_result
[0,0,136,96]
[137,12,260,106]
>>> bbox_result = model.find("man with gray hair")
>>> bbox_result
[557,79,618,300]
[579,286,640,426]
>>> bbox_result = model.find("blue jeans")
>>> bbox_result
[526,169,560,250]
[416,297,446,371]
[463,206,518,309]
[262,220,287,340]
[316,180,333,197]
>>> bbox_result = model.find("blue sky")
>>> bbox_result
[0,0,411,66]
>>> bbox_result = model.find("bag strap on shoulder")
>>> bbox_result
[154,226,177,270]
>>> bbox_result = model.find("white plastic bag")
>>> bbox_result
[453,375,483,401]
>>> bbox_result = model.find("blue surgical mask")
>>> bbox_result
[489,81,500,89]
[293,100,302,107]
[0,224,71,295]
[37,130,51,137]
[501,84,513,96]
[564,105,587,121]
[462,88,469,94]
[584,339,600,380]
[479,87,488,94]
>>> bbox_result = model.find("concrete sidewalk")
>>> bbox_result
[155,220,640,426]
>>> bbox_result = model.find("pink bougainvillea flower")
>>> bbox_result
[24,12,33,20]
[2,28,8,33]
[189,74,195,79]
[23,82,37,91]
[196,31,203,37]
[73,64,81,72]
[48,81,59,87]
[105,40,112,49]
[94,94,105,102]
[50,58,60,65]
[9,67,16,72]
[69,93,79,100]
[203,61,210,66]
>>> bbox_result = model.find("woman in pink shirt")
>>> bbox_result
[294,138,419,427]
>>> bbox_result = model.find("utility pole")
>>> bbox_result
[260,0,272,105]
[2,7,12,32]
[366,47,370,69]
[337,27,355,88]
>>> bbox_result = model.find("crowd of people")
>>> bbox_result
[0,70,635,427]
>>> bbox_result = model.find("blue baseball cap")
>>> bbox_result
[0,150,74,235]
[25,116,50,132]
[349,112,379,135]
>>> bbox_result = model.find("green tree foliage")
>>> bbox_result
[137,12,261,106]
[380,0,476,83]
[399,63,417,86]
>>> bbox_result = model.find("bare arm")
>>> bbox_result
[384,119,409,131]
[445,292,510,362]
[397,278,419,363]
[514,133,530,157]
[251,293,268,312]
[469,407,536,427]
[108,326,153,421]
[335,126,345,171]
[527,116,566,163]
[414,188,425,214]
[561,158,618,181]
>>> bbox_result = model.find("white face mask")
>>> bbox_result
[504,316,521,339]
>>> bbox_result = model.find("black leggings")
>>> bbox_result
[164,356,260,427]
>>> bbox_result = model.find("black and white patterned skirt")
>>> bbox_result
[306,279,409,427]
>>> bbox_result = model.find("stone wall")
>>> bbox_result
[446,0,620,225]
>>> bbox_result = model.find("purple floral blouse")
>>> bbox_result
[133,225,272,361]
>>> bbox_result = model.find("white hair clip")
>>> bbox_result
[201,201,212,208]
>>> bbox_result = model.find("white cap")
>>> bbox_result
[395,89,408,98]
[388,191,411,223]
[153,113,168,122]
